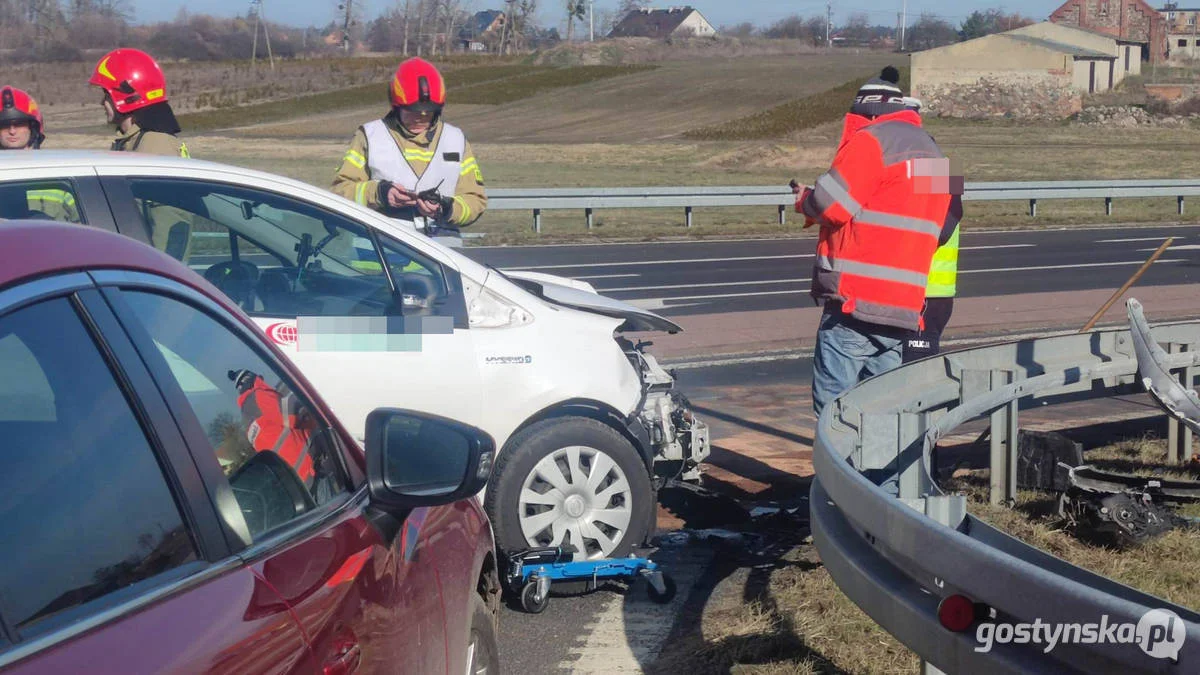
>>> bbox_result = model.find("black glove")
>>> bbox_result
[436,194,455,220]
[376,180,394,205]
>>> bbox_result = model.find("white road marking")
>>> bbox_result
[961,259,1185,274]
[508,254,812,270]
[627,290,806,308]
[575,273,642,280]
[1098,236,1186,243]
[960,244,1037,250]
[602,278,808,292]
[1137,244,1200,251]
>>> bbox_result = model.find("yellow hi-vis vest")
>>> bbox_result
[926,224,959,298]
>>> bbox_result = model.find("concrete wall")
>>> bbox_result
[1168,32,1200,60]
[912,34,1085,119]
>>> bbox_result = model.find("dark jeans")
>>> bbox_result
[903,297,954,363]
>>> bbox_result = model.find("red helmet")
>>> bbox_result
[389,57,445,113]
[0,87,44,148]
[89,48,168,115]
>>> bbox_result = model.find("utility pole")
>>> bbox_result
[250,0,275,72]
[341,0,354,52]
[900,0,907,51]
[589,0,594,41]
[826,2,832,48]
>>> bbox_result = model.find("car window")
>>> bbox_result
[0,298,198,639]
[123,178,451,319]
[0,179,84,225]
[120,291,352,540]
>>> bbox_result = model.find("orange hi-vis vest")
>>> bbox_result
[238,374,316,483]
[803,110,952,332]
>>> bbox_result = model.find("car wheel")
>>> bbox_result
[486,417,653,562]
[466,593,499,675]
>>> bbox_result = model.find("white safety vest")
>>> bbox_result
[362,119,464,235]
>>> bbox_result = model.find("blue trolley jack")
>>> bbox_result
[505,547,677,614]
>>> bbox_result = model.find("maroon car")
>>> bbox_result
[0,221,501,674]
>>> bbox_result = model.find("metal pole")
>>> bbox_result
[251,1,260,70]
[589,0,594,41]
[826,3,832,48]
[262,0,275,72]
[1080,237,1175,332]
[901,0,907,51]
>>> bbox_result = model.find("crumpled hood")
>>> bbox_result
[500,269,683,333]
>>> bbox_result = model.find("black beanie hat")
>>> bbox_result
[850,66,908,119]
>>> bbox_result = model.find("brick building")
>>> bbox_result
[1050,0,1167,62]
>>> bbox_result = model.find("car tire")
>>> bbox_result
[486,416,653,563]
[466,593,499,675]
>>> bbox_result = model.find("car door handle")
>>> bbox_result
[322,639,362,675]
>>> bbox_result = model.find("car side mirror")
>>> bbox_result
[365,408,495,511]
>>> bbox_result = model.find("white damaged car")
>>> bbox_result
[0,151,711,560]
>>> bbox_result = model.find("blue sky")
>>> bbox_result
[133,1,1064,30]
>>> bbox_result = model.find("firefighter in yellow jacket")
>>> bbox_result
[0,86,80,223]
[331,57,486,248]
[89,48,195,261]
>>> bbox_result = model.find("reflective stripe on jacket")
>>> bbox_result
[802,110,953,331]
[927,224,959,298]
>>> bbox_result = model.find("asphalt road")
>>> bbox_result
[496,358,810,672]
[464,224,1200,317]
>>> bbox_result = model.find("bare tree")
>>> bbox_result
[564,0,584,41]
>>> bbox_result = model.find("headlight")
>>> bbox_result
[468,284,534,328]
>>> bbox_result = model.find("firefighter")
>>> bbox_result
[331,57,486,249]
[795,66,956,417]
[89,48,190,158]
[229,368,320,487]
[89,48,194,260]
[0,86,80,223]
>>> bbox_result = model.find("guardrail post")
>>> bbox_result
[1167,342,1194,464]
[585,208,594,230]
[1105,197,1113,216]
[1029,199,1037,217]
[778,204,786,225]
[533,209,542,234]
[963,369,1018,505]
[1180,196,1186,215]
[989,369,1019,506]
[685,206,693,228]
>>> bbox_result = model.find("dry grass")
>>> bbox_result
[684,68,910,141]
[946,436,1200,610]
[651,543,917,674]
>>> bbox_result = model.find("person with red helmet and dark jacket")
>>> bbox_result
[89,48,190,158]
[0,86,80,222]
[0,86,44,150]
[331,57,486,248]
[794,66,958,418]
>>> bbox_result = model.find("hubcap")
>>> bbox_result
[518,445,633,560]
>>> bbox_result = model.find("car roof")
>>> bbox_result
[0,219,213,290]
[0,218,366,467]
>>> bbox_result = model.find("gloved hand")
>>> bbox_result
[795,186,813,214]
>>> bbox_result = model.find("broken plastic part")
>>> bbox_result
[1127,298,1200,434]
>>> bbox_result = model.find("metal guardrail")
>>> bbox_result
[487,179,1200,231]
[810,302,1200,674]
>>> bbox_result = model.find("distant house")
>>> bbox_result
[607,6,717,39]
[459,10,506,52]
[1050,0,1167,62]
[1159,3,1200,60]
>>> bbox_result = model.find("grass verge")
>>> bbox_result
[946,435,1200,610]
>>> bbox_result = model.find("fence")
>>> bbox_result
[810,301,1200,673]
[486,179,1200,232]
